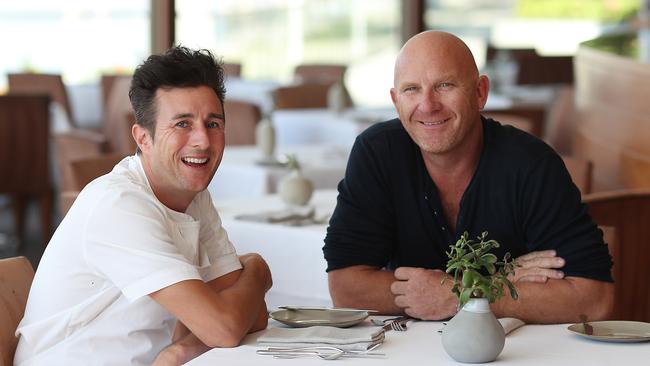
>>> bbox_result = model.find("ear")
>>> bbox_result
[476,75,490,111]
[390,87,398,106]
[132,124,153,154]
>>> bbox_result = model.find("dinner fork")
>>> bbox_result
[372,316,410,331]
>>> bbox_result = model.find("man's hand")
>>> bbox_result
[239,253,272,292]
[511,250,565,283]
[390,267,457,320]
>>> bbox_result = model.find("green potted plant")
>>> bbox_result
[441,231,518,363]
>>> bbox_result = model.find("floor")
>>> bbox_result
[0,195,62,270]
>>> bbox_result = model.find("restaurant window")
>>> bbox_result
[425,0,639,69]
[176,0,401,107]
[0,1,149,93]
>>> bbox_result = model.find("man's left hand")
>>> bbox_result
[390,267,457,320]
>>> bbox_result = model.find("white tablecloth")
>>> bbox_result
[186,319,649,365]
[271,108,396,147]
[216,190,338,309]
[209,145,350,201]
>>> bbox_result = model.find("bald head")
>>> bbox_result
[394,31,479,86]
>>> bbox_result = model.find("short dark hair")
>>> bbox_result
[129,46,226,142]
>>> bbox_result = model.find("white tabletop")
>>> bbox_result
[185,318,649,365]
[209,145,350,201]
[216,190,338,308]
[272,108,396,147]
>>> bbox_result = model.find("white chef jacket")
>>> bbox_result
[14,155,242,365]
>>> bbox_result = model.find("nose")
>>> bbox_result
[419,88,442,113]
[189,124,210,149]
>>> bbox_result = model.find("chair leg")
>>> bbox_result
[11,193,26,250]
[39,190,53,246]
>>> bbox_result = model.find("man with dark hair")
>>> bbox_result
[323,31,614,323]
[15,46,271,365]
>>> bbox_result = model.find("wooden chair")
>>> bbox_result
[273,84,332,109]
[0,95,53,248]
[59,154,125,217]
[223,63,242,78]
[561,155,593,195]
[224,100,261,145]
[294,64,347,85]
[583,189,650,321]
[0,256,35,366]
[544,86,576,155]
[7,73,76,128]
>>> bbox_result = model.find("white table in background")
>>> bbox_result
[209,144,350,201]
[215,190,338,309]
[186,319,649,365]
[271,107,396,147]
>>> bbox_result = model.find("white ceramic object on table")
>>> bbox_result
[441,298,505,363]
[256,116,276,162]
[278,168,314,206]
[327,81,346,114]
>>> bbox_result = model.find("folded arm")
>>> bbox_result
[328,251,614,323]
[151,253,271,365]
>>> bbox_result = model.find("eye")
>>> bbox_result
[175,121,189,128]
[207,120,223,129]
[402,86,418,93]
[437,82,454,90]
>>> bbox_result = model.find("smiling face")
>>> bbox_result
[133,86,225,212]
[390,31,489,159]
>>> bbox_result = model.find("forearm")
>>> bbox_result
[491,277,614,324]
[153,332,211,366]
[328,266,403,314]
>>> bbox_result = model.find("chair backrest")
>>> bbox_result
[544,86,576,155]
[224,99,261,145]
[53,131,106,192]
[102,76,136,155]
[8,73,76,128]
[0,256,35,366]
[100,74,132,115]
[561,155,593,195]
[0,95,51,194]
[70,153,125,191]
[583,189,650,321]
[273,84,331,109]
[223,63,242,78]
[294,64,347,85]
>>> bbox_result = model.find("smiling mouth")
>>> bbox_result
[418,118,450,126]
[181,157,209,167]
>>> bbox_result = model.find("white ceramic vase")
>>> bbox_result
[255,116,275,161]
[278,168,314,206]
[441,298,505,363]
[327,81,346,114]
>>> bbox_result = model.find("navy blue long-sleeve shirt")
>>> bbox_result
[323,117,613,282]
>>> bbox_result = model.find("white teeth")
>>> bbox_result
[421,120,444,126]
[182,157,208,164]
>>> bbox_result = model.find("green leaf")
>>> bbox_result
[482,253,497,264]
[462,270,473,288]
[459,288,473,307]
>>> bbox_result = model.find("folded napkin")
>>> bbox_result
[498,317,525,335]
[235,207,314,224]
[257,326,385,351]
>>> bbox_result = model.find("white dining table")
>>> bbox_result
[216,190,338,309]
[209,145,350,200]
[271,107,396,147]
[185,318,649,365]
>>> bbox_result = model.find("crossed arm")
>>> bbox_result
[150,253,272,365]
[328,251,614,324]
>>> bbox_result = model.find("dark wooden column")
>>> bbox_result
[151,0,175,54]
[401,0,425,45]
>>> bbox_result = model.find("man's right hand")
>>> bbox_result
[510,250,565,283]
[239,253,273,292]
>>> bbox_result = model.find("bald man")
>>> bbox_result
[323,31,614,324]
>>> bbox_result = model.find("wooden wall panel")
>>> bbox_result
[574,47,650,191]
